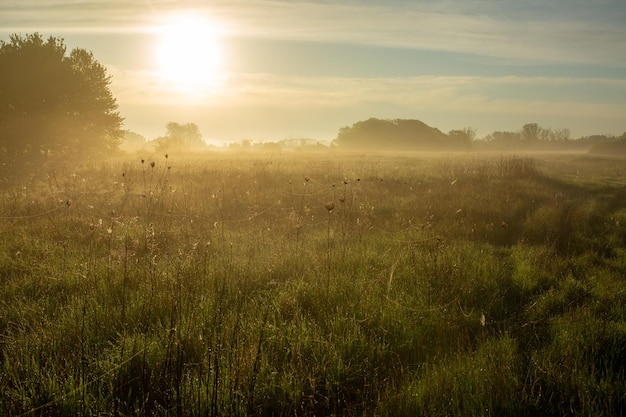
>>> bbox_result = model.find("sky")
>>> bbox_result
[1,0,625,143]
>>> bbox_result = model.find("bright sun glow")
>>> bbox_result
[155,14,224,95]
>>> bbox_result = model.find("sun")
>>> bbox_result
[155,14,224,95]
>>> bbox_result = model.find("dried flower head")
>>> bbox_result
[150,161,155,168]
[325,202,335,212]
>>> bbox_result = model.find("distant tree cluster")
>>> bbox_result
[335,118,466,151]
[448,127,476,149]
[587,132,626,155]
[227,138,330,152]
[0,33,123,162]
[518,123,570,143]
[119,131,148,153]
[476,123,597,151]
[153,122,207,153]
[333,119,625,153]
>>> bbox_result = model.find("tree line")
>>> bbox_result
[1,32,624,162]
[334,118,626,153]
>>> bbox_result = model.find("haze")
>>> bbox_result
[2,0,625,143]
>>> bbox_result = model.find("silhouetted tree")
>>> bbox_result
[553,128,571,142]
[153,122,206,153]
[521,123,541,143]
[120,131,148,153]
[482,131,521,143]
[0,33,123,161]
[588,133,626,155]
[336,118,453,150]
[448,127,476,150]
[536,127,571,142]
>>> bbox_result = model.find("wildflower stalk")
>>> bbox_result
[326,202,335,299]
[294,176,310,261]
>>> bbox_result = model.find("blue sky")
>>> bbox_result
[1,0,625,142]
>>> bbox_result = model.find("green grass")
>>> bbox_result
[1,151,625,416]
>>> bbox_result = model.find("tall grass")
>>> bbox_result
[0,152,625,416]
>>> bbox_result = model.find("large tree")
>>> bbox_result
[335,118,454,151]
[0,33,123,160]
[153,122,206,153]
[521,123,541,143]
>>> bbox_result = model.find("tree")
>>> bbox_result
[448,127,476,150]
[538,127,570,142]
[120,131,148,153]
[553,128,571,142]
[153,122,206,153]
[482,131,521,143]
[335,118,452,150]
[521,123,541,143]
[0,33,123,160]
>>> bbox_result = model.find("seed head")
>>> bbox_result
[325,202,335,212]
[150,161,155,168]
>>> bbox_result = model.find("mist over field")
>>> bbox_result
[1,5,626,412]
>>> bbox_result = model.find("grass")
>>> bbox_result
[1,151,625,416]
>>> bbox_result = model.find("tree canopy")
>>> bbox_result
[0,33,123,161]
[335,118,463,151]
[153,122,207,154]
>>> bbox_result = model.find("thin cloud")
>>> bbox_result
[210,1,626,66]
[112,67,626,118]
[2,0,625,66]
[3,0,624,139]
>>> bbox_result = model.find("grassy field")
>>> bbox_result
[1,151,625,416]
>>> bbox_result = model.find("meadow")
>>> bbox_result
[1,150,625,416]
